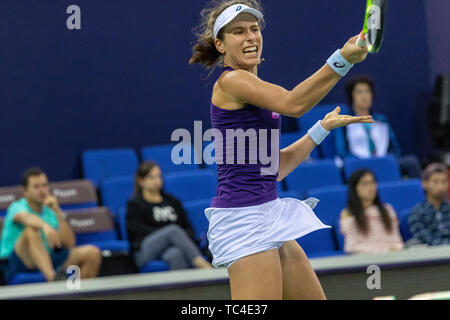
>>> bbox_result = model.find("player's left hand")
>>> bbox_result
[320,106,373,131]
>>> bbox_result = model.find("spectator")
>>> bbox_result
[407,163,450,246]
[0,168,102,283]
[340,169,404,254]
[126,161,212,270]
[334,76,422,179]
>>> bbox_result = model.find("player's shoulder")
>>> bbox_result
[219,68,257,87]
[7,197,28,213]
[410,202,428,214]
[340,208,351,220]
[5,198,30,221]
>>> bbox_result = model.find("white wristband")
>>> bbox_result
[308,120,330,145]
[327,49,354,77]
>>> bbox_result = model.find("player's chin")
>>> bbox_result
[240,56,261,67]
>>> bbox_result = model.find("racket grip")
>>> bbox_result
[356,32,366,47]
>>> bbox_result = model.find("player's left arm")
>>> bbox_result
[278,107,373,181]
[44,195,76,249]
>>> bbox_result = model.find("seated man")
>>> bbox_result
[334,76,422,179]
[408,163,450,246]
[0,167,102,283]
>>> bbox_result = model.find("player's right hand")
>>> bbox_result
[340,34,369,64]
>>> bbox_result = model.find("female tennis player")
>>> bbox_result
[189,0,372,300]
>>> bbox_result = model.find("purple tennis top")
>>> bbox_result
[210,67,281,208]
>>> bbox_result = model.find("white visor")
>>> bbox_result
[213,4,263,39]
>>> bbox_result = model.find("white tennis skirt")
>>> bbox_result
[204,197,330,268]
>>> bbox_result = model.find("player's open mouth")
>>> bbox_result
[243,46,258,56]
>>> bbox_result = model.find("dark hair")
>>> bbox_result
[346,169,393,234]
[134,161,163,196]
[345,76,375,107]
[189,0,265,70]
[422,162,447,181]
[22,167,46,188]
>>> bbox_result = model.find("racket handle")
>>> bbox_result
[356,32,366,47]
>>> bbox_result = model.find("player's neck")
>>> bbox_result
[427,195,444,211]
[26,197,43,213]
[353,106,370,117]
[142,189,163,203]
[223,61,258,76]
[361,199,374,210]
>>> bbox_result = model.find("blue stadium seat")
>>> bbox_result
[398,207,415,242]
[68,207,129,253]
[278,190,301,199]
[116,206,128,241]
[378,179,425,214]
[82,148,139,187]
[343,155,401,182]
[277,181,285,192]
[320,135,338,160]
[307,251,347,259]
[280,132,320,159]
[296,228,345,258]
[201,141,217,171]
[51,179,98,210]
[139,261,170,273]
[8,272,46,285]
[163,170,217,202]
[76,231,129,252]
[284,160,343,198]
[333,216,345,251]
[100,176,135,215]
[141,143,201,174]
[307,185,348,225]
[308,185,348,253]
[297,104,350,159]
[183,198,211,247]
[299,185,349,257]
[115,207,170,273]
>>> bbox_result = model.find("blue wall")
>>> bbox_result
[0,0,439,185]
[425,0,450,85]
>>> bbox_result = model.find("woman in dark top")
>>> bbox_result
[126,162,212,270]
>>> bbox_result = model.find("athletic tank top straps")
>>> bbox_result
[210,66,281,208]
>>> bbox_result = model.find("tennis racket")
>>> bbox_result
[356,0,388,54]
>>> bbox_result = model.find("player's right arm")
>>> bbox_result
[220,35,368,118]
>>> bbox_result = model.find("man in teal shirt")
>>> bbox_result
[0,168,102,283]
